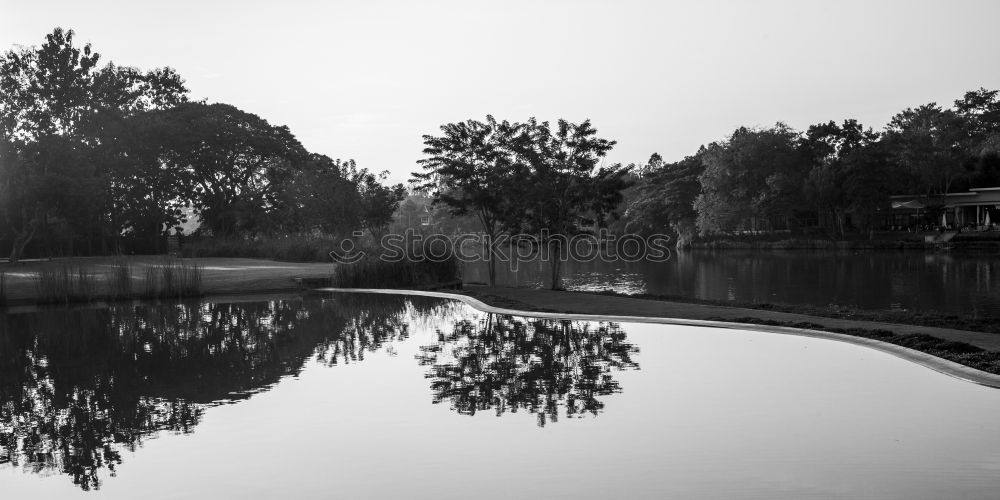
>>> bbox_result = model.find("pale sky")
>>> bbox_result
[3,0,1000,183]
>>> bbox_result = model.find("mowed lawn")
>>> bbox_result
[0,256,334,302]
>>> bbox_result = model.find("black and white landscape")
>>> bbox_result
[2,2,1000,499]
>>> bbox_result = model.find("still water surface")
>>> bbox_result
[465,250,1000,316]
[2,293,999,499]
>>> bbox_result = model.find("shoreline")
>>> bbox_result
[0,256,333,307]
[318,287,1000,389]
[4,257,999,384]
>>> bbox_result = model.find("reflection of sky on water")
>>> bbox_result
[3,293,1000,499]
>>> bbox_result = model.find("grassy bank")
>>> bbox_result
[182,235,337,262]
[587,289,1000,334]
[716,317,1000,375]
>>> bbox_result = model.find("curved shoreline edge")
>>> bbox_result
[317,287,1000,389]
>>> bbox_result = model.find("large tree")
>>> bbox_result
[279,155,364,235]
[624,151,705,245]
[138,102,307,237]
[415,116,529,285]
[346,163,407,240]
[883,103,969,198]
[954,88,1000,188]
[802,119,885,236]
[0,27,188,257]
[518,118,630,290]
[693,123,809,235]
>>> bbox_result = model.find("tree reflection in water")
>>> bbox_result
[0,294,634,490]
[0,294,451,490]
[417,314,639,427]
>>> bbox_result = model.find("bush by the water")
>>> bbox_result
[330,256,460,289]
[181,236,337,262]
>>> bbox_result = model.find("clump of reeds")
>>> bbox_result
[34,265,97,304]
[143,258,203,298]
[0,271,7,306]
[330,255,459,289]
[107,258,133,299]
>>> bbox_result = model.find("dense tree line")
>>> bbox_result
[624,88,1000,243]
[0,28,404,261]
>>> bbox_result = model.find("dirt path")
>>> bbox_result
[464,286,1000,352]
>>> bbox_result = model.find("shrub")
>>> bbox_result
[330,255,460,289]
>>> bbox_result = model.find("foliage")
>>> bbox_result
[133,102,308,237]
[624,152,704,244]
[883,103,969,197]
[415,115,529,286]
[0,27,187,259]
[516,118,631,289]
[280,155,363,234]
[416,116,629,289]
[694,123,809,235]
[329,255,460,289]
[0,28,405,260]
[801,119,887,235]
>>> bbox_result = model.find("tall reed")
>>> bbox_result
[0,271,7,306]
[108,258,133,299]
[330,255,460,289]
[143,258,203,298]
[34,265,97,304]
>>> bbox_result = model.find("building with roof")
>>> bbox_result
[888,187,1000,230]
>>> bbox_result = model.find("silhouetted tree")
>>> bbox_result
[137,102,308,237]
[802,119,887,235]
[625,151,705,245]
[518,119,631,289]
[694,123,810,235]
[415,116,530,285]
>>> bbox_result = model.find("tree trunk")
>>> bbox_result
[9,208,41,264]
[549,239,563,290]
[485,232,496,287]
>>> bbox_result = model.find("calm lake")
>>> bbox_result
[3,293,999,499]
[464,250,1000,316]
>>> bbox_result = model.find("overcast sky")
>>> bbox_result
[3,0,1000,182]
